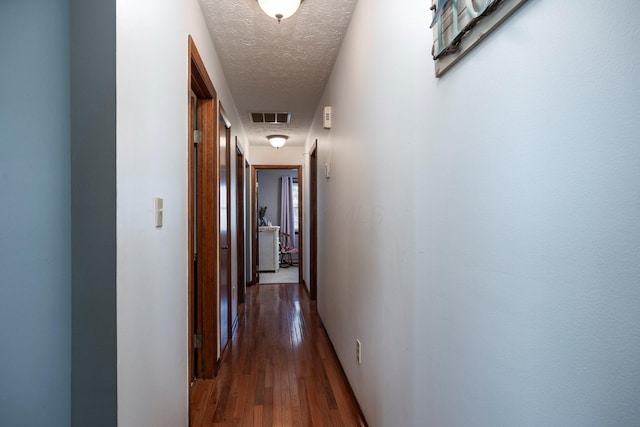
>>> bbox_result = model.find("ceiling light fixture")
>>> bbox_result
[257,0,302,23]
[267,135,288,148]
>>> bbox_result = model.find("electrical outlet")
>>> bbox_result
[356,339,362,364]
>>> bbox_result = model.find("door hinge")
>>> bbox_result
[193,129,202,144]
[194,334,202,349]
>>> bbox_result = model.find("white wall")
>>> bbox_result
[305,0,640,425]
[249,145,305,165]
[116,0,247,425]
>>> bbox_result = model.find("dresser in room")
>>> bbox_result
[258,226,280,272]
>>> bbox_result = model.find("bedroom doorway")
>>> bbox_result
[251,165,303,285]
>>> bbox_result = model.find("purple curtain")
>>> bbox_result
[280,176,294,248]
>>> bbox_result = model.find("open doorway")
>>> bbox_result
[251,165,303,285]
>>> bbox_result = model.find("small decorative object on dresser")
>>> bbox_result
[258,205,268,226]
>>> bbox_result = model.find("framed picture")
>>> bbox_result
[430,0,528,77]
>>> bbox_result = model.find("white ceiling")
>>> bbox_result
[199,0,358,147]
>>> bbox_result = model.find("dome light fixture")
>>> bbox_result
[257,0,302,23]
[267,135,288,148]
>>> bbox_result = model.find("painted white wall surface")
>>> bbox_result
[116,0,247,425]
[249,145,305,165]
[305,0,640,425]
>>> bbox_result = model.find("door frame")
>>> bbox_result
[218,104,232,360]
[309,141,318,300]
[235,140,246,304]
[188,36,219,380]
[251,165,304,285]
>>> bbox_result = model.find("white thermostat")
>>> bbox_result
[323,106,332,129]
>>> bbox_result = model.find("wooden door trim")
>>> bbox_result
[218,103,232,360]
[309,141,318,300]
[236,139,246,304]
[188,92,194,383]
[188,35,219,379]
[251,164,304,285]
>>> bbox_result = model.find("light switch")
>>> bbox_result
[325,162,331,179]
[154,197,163,227]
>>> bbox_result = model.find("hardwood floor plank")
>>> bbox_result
[262,387,273,426]
[295,377,312,427]
[212,384,231,422]
[253,406,263,427]
[190,283,366,426]
[232,372,250,420]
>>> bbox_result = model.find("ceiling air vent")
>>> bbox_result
[251,112,291,124]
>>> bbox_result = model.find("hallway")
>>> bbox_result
[189,283,365,426]
[6,1,640,425]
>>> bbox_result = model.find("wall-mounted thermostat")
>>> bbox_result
[323,106,332,129]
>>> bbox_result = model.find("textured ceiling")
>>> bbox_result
[199,0,358,147]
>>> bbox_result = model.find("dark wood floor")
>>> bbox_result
[190,283,366,427]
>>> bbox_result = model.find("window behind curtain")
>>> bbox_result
[292,180,299,231]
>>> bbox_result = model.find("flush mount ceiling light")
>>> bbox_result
[267,135,288,148]
[257,0,302,23]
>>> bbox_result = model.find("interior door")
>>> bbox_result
[310,144,318,300]
[236,143,245,304]
[189,36,218,379]
[219,111,231,355]
[189,92,199,380]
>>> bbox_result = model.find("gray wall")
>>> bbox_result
[70,0,118,425]
[0,1,71,425]
[257,169,298,228]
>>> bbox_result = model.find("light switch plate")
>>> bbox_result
[154,197,163,227]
